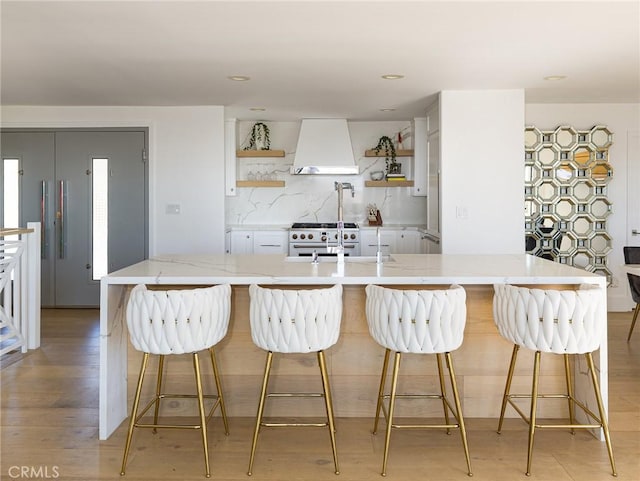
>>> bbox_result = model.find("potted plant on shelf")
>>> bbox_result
[244,122,271,151]
[373,135,401,176]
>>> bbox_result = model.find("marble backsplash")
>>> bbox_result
[225,120,428,226]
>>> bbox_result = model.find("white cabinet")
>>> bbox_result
[230,230,254,254]
[225,118,237,196]
[395,230,420,254]
[412,117,427,197]
[426,101,441,237]
[360,230,395,256]
[427,103,440,135]
[361,229,421,256]
[229,229,288,254]
[253,231,288,254]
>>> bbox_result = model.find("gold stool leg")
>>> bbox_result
[628,303,639,342]
[526,351,542,476]
[120,352,150,476]
[381,352,401,477]
[373,349,390,435]
[318,350,340,475]
[193,352,211,478]
[563,354,576,435]
[585,353,617,477]
[152,355,165,433]
[497,344,519,434]
[209,347,230,435]
[247,351,273,476]
[445,352,472,476]
[436,353,452,435]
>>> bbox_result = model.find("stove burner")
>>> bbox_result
[291,222,358,229]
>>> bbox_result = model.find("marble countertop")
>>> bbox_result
[104,253,604,286]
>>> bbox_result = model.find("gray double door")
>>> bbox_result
[1,130,148,307]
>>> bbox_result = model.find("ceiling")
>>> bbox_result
[2,1,639,121]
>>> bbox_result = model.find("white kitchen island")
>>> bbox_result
[100,254,609,440]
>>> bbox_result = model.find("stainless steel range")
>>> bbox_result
[289,222,360,257]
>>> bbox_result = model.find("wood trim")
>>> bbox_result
[236,149,286,158]
[236,180,285,188]
[364,149,414,157]
[365,180,414,187]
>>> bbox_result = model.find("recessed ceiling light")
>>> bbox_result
[543,75,567,81]
[380,108,396,112]
[228,75,250,81]
[250,107,266,111]
[381,74,404,80]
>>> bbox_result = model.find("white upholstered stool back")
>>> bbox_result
[492,283,616,477]
[365,284,467,354]
[121,283,232,478]
[126,283,231,355]
[249,284,343,353]
[247,283,343,475]
[493,283,603,354]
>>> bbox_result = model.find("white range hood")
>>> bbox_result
[291,119,359,175]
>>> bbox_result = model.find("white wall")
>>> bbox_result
[226,120,427,226]
[440,90,525,254]
[526,103,640,311]
[1,106,226,256]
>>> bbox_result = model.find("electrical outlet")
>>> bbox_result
[166,204,180,215]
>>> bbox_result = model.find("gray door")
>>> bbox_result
[1,129,147,307]
[1,132,56,305]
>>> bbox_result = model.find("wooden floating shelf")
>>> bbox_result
[364,149,414,157]
[236,149,286,158]
[365,180,414,187]
[236,180,285,188]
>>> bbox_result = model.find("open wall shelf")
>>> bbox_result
[236,180,285,188]
[236,150,286,158]
[364,149,414,157]
[365,180,414,187]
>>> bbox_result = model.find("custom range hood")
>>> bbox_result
[291,119,359,175]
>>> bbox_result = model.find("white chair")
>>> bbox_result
[493,283,616,476]
[365,284,472,477]
[247,284,343,476]
[120,284,231,478]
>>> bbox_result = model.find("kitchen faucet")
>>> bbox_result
[333,181,355,264]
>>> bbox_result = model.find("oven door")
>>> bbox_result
[289,243,359,257]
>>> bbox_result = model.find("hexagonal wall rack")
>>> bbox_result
[525,125,613,283]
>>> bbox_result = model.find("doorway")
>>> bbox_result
[1,129,148,307]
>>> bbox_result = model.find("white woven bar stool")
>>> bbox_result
[493,283,616,477]
[247,284,343,476]
[365,284,472,477]
[120,284,231,478]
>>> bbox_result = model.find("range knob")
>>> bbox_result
[300,234,306,240]
[292,233,298,240]
[321,235,327,242]
[308,233,314,240]
[343,234,348,240]
[350,233,356,239]
[334,234,338,239]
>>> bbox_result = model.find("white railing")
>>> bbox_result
[0,222,41,356]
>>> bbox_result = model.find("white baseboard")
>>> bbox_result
[608,292,635,312]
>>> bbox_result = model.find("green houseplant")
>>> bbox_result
[373,135,401,175]
[244,122,271,151]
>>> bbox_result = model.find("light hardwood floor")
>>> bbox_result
[1,309,638,480]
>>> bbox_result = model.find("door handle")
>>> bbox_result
[58,180,65,259]
[40,180,47,259]
[633,229,639,236]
